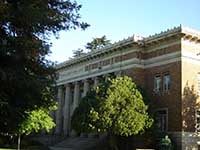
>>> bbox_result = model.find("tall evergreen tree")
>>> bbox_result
[85,35,111,51]
[0,0,89,134]
[72,48,86,58]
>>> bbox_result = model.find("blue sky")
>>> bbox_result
[48,0,200,63]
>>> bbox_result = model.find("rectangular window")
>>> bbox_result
[163,73,171,91]
[156,109,168,132]
[154,75,161,93]
[198,73,200,95]
[196,109,200,132]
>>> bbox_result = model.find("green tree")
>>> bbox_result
[85,35,111,51]
[71,90,97,133]
[90,76,153,134]
[0,0,89,136]
[72,76,153,150]
[71,75,113,133]
[72,48,86,58]
[17,106,56,150]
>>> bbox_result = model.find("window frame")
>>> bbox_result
[163,73,171,92]
[154,74,162,93]
[156,108,168,132]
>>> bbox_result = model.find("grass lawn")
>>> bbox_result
[0,149,15,150]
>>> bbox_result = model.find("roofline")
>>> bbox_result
[56,25,200,70]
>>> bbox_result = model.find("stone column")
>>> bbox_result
[73,81,80,112]
[70,82,80,137]
[63,83,71,136]
[55,86,63,135]
[94,77,99,89]
[83,79,90,97]
[49,110,55,135]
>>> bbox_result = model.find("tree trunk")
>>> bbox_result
[17,134,21,150]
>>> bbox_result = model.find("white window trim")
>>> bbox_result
[154,75,162,94]
[163,73,171,92]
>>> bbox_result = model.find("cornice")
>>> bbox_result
[56,25,200,70]
[56,35,143,70]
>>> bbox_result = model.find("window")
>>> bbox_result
[198,73,200,95]
[163,73,171,91]
[156,109,168,132]
[154,75,161,93]
[196,109,200,132]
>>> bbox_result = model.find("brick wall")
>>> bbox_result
[145,61,182,132]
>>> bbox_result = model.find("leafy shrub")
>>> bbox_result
[158,135,174,150]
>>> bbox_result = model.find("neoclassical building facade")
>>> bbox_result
[54,25,200,150]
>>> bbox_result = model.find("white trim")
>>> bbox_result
[181,50,200,65]
[57,51,183,85]
[57,50,200,85]
[144,51,181,67]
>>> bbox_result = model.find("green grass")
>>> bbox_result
[0,149,15,150]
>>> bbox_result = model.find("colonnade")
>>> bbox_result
[54,77,100,136]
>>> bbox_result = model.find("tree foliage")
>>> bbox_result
[18,107,56,135]
[16,106,56,150]
[72,48,86,58]
[90,76,153,136]
[72,76,153,137]
[0,0,89,134]
[85,35,111,51]
[71,75,113,133]
[71,90,98,133]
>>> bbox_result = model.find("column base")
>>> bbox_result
[70,130,78,137]
[88,133,99,138]
[80,132,88,138]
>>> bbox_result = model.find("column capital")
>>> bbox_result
[64,83,71,88]
[115,71,122,77]
[92,76,99,80]
[74,81,80,85]
[83,78,89,82]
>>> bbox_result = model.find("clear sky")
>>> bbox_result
[48,0,200,63]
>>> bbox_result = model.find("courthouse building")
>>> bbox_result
[54,25,200,149]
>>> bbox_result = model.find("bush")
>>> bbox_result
[158,135,174,150]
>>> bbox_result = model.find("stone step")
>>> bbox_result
[50,137,101,150]
[49,147,74,150]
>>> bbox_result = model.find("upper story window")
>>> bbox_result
[198,73,200,95]
[163,73,171,91]
[154,75,161,93]
[195,109,200,132]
